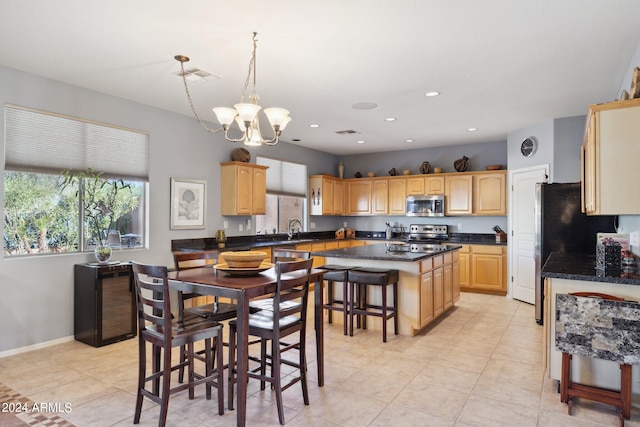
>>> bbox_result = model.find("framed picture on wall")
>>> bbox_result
[170,178,206,229]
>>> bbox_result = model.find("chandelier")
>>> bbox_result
[175,32,291,146]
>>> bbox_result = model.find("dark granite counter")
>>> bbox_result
[541,252,640,286]
[313,242,461,263]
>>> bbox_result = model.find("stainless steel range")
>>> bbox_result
[408,224,449,243]
[385,224,450,253]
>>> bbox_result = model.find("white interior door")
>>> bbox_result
[509,165,549,303]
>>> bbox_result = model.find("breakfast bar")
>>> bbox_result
[313,242,462,335]
[541,252,640,396]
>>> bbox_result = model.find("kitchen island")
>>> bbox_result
[541,252,640,395]
[313,242,461,335]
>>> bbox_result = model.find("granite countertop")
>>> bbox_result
[541,252,640,285]
[313,242,462,262]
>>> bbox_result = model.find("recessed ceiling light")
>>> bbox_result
[356,140,365,144]
[309,124,319,128]
[385,117,396,122]
[467,127,478,132]
[405,139,414,143]
[425,91,440,97]
[352,102,378,110]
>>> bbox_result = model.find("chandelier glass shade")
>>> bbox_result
[175,32,290,146]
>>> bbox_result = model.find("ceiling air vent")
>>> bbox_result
[175,67,221,83]
[335,129,358,135]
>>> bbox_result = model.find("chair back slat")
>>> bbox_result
[132,262,172,337]
[272,249,311,263]
[173,251,218,271]
[272,259,313,321]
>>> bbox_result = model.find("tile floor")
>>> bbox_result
[1,292,638,426]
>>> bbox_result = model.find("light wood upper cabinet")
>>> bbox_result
[388,178,406,215]
[445,175,473,215]
[406,176,444,195]
[406,177,425,195]
[309,175,343,216]
[372,179,389,215]
[347,179,372,215]
[425,176,445,194]
[220,162,268,215]
[474,172,507,215]
[582,98,640,215]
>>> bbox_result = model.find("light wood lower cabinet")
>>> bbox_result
[446,243,506,295]
[419,251,458,330]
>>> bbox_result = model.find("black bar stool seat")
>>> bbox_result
[348,267,399,342]
[317,264,357,335]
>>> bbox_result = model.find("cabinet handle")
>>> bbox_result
[317,188,321,205]
[311,189,315,205]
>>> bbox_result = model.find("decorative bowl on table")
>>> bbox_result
[220,251,267,268]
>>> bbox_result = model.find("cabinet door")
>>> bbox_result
[235,165,254,215]
[443,263,453,310]
[420,271,434,326]
[322,178,335,215]
[333,179,344,215]
[452,261,460,303]
[471,253,504,292]
[406,177,425,195]
[445,175,472,215]
[433,267,444,317]
[459,251,469,288]
[425,177,445,194]
[388,179,406,215]
[371,179,389,215]
[583,110,597,213]
[474,173,506,215]
[252,166,267,215]
[347,179,372,215]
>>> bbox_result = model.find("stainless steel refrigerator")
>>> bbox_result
[534,182,617,324]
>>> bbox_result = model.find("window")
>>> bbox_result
[255,157,307,234]
[3,105,148,256]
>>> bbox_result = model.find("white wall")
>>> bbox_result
[0,66,338,353]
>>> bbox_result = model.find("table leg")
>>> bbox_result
[236,294,249,427]
[314,278,324,387]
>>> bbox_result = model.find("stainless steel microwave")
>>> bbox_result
[406,195,445,217]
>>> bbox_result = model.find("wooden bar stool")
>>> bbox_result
[556,292,640,426]
[348,267,399,342]
[317,264,357,335]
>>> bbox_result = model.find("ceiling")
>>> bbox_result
[1,1,640,155]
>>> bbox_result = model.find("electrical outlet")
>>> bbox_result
[310,222,316,229]
[343,221,348,227]
[246,219,251,231]
[458,223,463,231]
[239,224,243,232]
[223,220,228,229]
[630,231,639,247]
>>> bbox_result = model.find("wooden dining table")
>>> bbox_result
[168,266,325,427]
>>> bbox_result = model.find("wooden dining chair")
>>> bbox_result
[173,251,238,383]
[131,262,224,427]
[228,258,314,425]
[272,248,311,262]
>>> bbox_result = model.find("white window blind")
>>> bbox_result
[4,104,149,180]
[257,156,307,196]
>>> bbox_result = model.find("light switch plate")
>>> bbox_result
[223,220,228,229]
[630,231,639,247]
[239,224,243,232]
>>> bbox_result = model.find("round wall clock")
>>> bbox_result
[520,137,537,157]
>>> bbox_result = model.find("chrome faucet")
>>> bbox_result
[287,219,303,240]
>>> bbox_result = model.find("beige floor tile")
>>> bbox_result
[393,381,468,419]
[456,395,539,426]
[471,371,542,409]
[481,356,545,386]
[369,402,455,427]
[417,362,481,393]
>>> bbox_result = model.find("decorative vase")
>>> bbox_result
[354,171,362,178]
[216,229,227,248]
[388,168,397,176]
[94,243,112,264]
[454,156,469,172]
[338,162,344,179]
[419,161,431,174]
[231,147,251,162]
